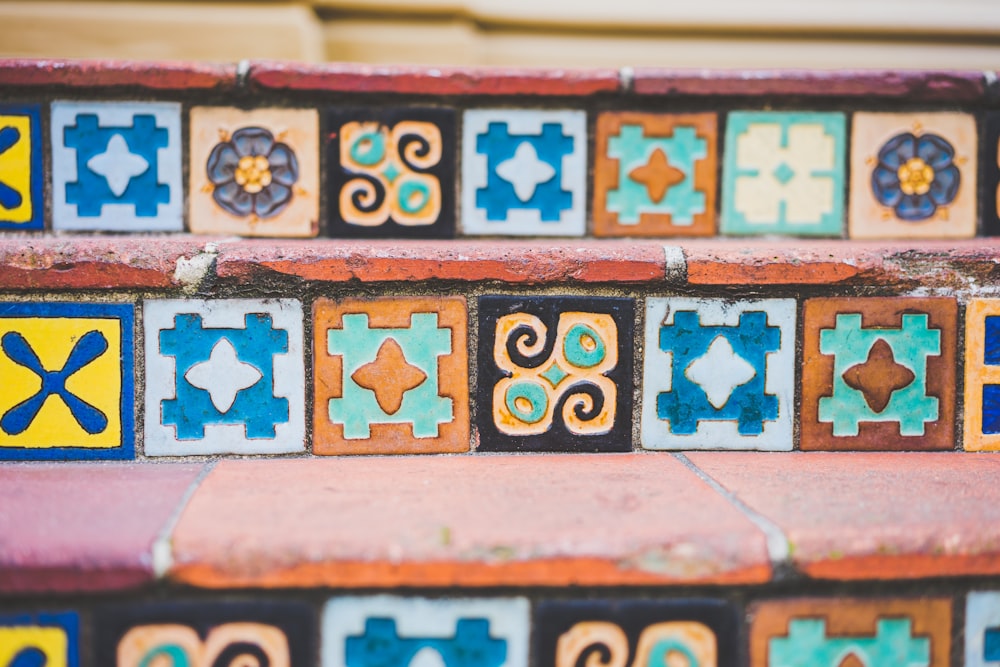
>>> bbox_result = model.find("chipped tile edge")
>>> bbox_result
[152,461,217,579]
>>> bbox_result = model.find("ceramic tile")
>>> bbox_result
[721,111,846,237]
[849,112,977,239]
[967,592,1000,667]
[327,107,455,238]
[143,299,305,456]
[0,611,79,667]
[964,299,1000,451]
[476,296,633,452]
[534,599,739,667]
[189,107,319,237]
[0,105,42,230]
[322,595,529,667]
[984,113,1000,236]
[593,112,717,237]
[641,298,795,451]
[95,601,314,667]
[749,598,950,667]
[51,101,182,231]
[313,297,469,455]
[801,297,956,451]
[0,302,134,460]
[461,109,586,236]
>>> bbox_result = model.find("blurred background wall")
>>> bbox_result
[0,0,998,68]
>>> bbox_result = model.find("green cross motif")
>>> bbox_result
[769,618,929,667]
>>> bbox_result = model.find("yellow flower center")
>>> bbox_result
[233,154,272,194]
[897,157,934,196]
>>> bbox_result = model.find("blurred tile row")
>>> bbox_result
[2,103,1000,238]
[5,294,1000,459]
[3,592,999,666]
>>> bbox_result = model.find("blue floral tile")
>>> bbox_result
[51,101,182,231]
[0,611,79,667]
[967,592,1000,667]
[0,105,42,230]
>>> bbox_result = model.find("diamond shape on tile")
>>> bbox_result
[189,107,319,237]
[801,297,956,450]
[0,105,42,230]
[721,111,846,237]
[51,101,182,231]
[966,592,1000,667]
[476,296,633,452]
[849,112,977,239]
[327,107,455,239]
[641,298,795,451]
[984,113,1000,237]
[314,297,468,455]
[0,302,134,460]
[144,299,304,456]
[323,596,529,667]
[462,110,586,236]
[0,611,79,667]
[963,299,1000,451]
[534,599,739,667]
[749,598,950,667]
[95,601,314,667]
[593,112,717,237]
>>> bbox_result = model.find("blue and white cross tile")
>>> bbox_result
[51,101,183,231]
[462,109,586,236]
[143,299,304,456]
[641,298,796,450]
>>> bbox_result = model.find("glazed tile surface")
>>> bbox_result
[327,107,455,238]
[461,109,586,236]
[0,611,79,667]
[51,101,183,231]
[0,105,42,230]
[0,302,134,460]
[801,297,957,450]
[95,601,315,667]
[749,598,951,667]
[641,298,795,451]
[964,299,1000,451]
[313,297,469,455]
[721,111,846,237]
[533,599,739,667]
[593,112,717,237]
[476,296,633,452]
[849,112,977,239]
[322,596,530,667]
[143,299,305,456]
[967,592,1000,667]
[189,107,319,237]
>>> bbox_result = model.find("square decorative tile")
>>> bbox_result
[0,302,134,460]
[461,109,586,236]
[0,611,79,667]
[966,592,1000,667]
[593,112,717,237]
[801,297,957,450]
[476,296,633,452]
[749,598,950,667]
[144,299,305,456]
[326,107,455,238]
[964,299,1000,451]
[313,297,469,455]
[0,105,42,230]
[189,107,319,237]
[51,101,183,231]
[534,599,739,667]
[849,112,977,239]
[95,601,314,667]
[641,298,795,451]
[721,111,846,237]
[984,113,1000,236]
[323,596,529,667]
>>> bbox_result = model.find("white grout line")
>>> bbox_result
[151,460,217,579]
[673,453,792,573]
[619,66,635,93]
[664,245,687,284]
[236,59,251,88]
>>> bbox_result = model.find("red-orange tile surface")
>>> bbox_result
[0,463,203,593]
[749,598,951,667]
[688,452,1000,580]
[0,59,237,90]
[168,455,771,589]
[801,297,956,451]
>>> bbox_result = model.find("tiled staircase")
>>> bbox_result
[2,59,1000,667]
